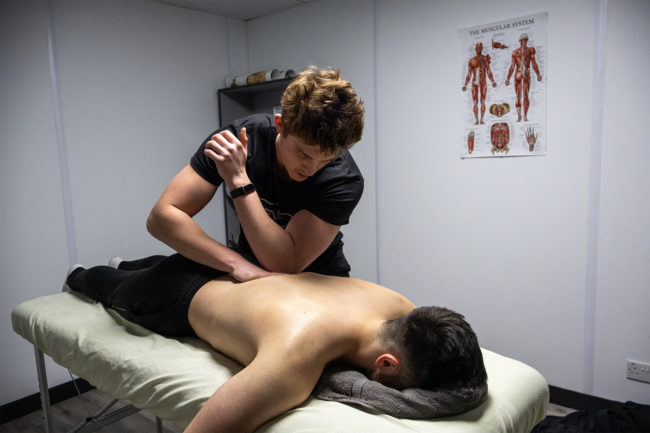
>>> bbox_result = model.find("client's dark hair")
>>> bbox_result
[381,306,487,389]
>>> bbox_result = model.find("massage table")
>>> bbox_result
[12,291,549,432]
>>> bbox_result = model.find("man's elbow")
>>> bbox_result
[146,206,165,240]
[267,259,306,275]
[274,264,303,275]
[265,233,307,274]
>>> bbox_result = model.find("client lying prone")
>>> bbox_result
[65,254,487,433]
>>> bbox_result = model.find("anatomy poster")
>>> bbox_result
[459,13,547,158]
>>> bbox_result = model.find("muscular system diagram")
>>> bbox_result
[459,13,547,158]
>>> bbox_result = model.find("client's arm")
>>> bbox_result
[184,352,325,433]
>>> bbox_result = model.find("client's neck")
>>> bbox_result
[341,320,386,371]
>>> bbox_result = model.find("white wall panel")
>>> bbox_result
[1,0,235,405]
[594,0,650,404]
[0,0,71,405]
[52,0,230,266]
[374,0,597,392]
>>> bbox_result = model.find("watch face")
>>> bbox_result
[231,183,255,198]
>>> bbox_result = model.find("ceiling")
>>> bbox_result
[151,0,316,21]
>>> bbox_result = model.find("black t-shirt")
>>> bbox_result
[190,113,364,276]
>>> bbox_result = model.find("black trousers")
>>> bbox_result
[66,254,226,337]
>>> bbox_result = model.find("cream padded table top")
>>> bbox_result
[12,292,549,432]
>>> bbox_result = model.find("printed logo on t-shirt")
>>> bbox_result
[260,197,293,228]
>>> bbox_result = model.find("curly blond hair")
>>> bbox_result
[280,66,365,153]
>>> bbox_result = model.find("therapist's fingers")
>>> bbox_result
[204,145,224,163]
[211,130,246,154]
[214,129,240,146]
[240,128,248,151]
[205,138,224,157]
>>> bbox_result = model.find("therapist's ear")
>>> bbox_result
[274,113,283,135]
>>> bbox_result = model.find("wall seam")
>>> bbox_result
[372,0,382,285]
[46,2,78,266]
[583,0,608,396]
[224,17,232,77]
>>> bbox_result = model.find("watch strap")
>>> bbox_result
[230,183,256,199]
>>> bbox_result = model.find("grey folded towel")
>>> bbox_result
[313,364,487,419]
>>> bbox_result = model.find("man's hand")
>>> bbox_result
[232,260,278,283]
[204,128,250,190]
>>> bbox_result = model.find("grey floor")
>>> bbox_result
[546,402,577,417]
[1,388,575,433]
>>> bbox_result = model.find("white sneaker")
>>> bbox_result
[62,264,84,292]
[108,257,124,269]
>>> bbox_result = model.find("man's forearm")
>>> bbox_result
[147,204,247,274]
[184,355,320,433]
[231,192,301,273]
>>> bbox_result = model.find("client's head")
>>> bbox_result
[375,306,487,390]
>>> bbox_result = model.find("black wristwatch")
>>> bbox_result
[230,183,256,199]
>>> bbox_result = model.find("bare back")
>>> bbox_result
[185,273,415,432]
[188,272,415,367]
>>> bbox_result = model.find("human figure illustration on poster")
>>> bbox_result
[505,33,542,122]
[462,42,497,125]
[458,13,547,158]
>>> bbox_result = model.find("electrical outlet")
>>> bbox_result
[626,360,650,384]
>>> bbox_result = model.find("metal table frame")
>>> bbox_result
[34,346,163,433]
